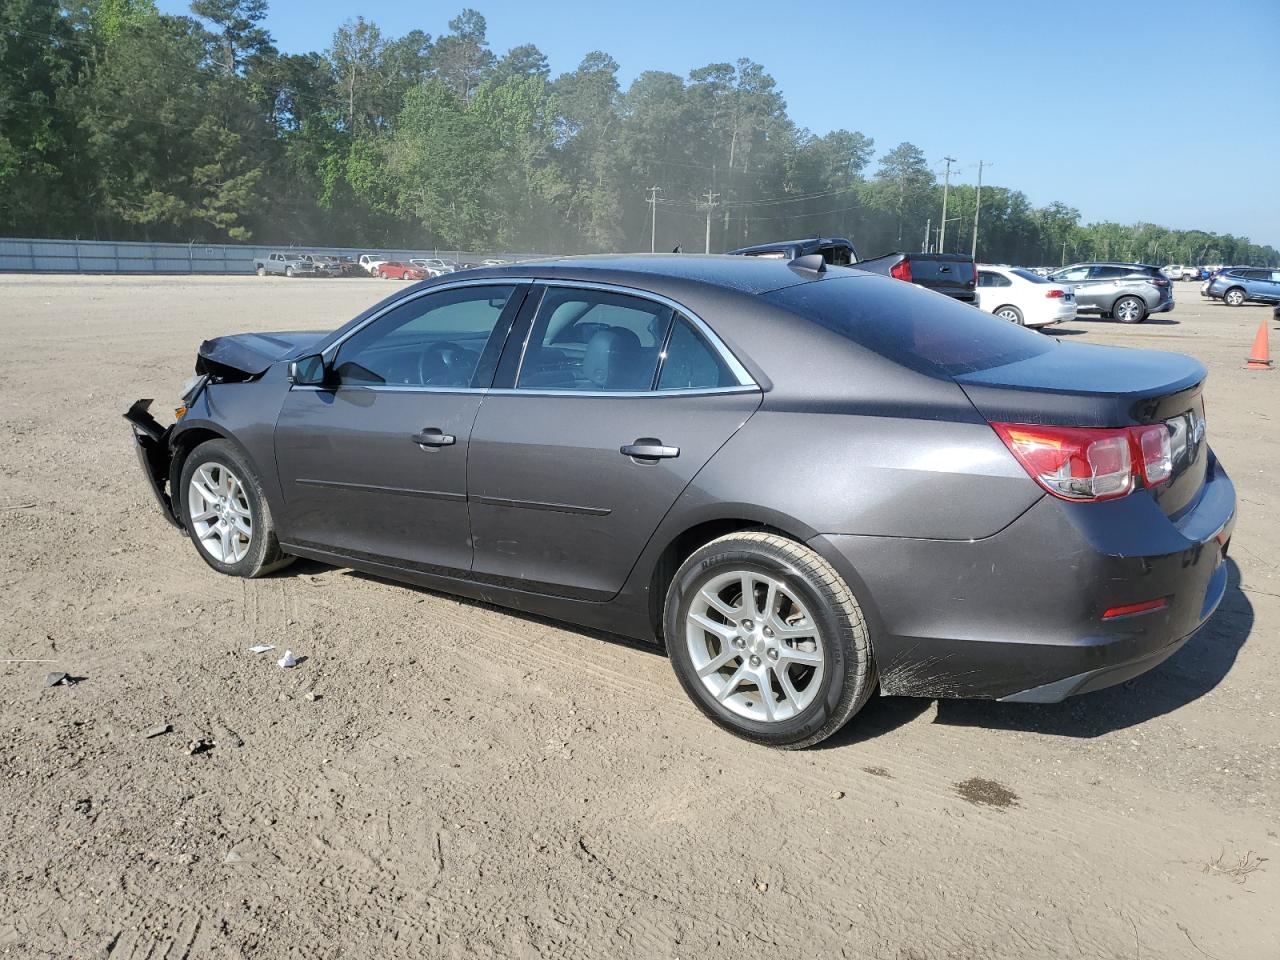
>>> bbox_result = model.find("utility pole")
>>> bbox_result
[923,218,931,253]
[1061,240,1067,266]
[702,190,719,254]
[646,186,661,254]
[970,160,984,260]
[938,156,956,253]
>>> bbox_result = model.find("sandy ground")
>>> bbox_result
[0,273,1277,960]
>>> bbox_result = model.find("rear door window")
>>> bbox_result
[516,287,671,391]
[1090,266,1132,280]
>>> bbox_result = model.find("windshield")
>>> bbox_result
[765,276,1054,377]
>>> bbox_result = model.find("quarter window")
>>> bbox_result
[1054,266,1090,282]
[977,271,1011,288]
[333,285,516,388]
[516,288,671,391]
[656,316,737,390]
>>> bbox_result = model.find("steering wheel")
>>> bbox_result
[417,340,477,387]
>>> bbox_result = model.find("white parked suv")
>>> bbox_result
[976,265,1077,328]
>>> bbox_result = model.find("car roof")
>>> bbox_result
[471,253,843,296]
[1059,261,1159,270]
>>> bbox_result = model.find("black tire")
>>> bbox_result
[664,532,876,749]
[993,304,1024,325]
[256,266,266,277]
[285,266,294,278]
[1113,295,1147,324]
[178,439,293,578]
[1224,287,1246,307]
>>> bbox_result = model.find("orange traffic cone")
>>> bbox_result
[1246,319,1273,370]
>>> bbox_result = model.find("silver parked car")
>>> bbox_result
[1047,263,1174,323]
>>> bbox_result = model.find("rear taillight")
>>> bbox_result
[1045,288,1065,299]
[992,422,1174,502]
[890,260,912,282]
[1152,278,1170,287]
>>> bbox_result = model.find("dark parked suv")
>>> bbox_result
[1048,262,1174,323]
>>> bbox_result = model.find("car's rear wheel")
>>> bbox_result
[379,270,388,279]
[256,266,266,277]
[1113,295,1147,323]
[665,532,875,749]
[401,270,410,280]
[179,439,292,578]
[994,305,1024,325]
[1224,287,1246,307]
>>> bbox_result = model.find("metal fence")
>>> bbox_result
[0,237,549,275]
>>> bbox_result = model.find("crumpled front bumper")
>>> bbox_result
[123,399,179,528]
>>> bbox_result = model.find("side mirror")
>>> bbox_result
[288,354,328,386]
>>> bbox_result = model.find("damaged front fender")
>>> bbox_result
[123,399,180,528]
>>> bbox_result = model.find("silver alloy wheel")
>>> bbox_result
[1225,288,1244,306]
[188,462,253,564]
[1114,297,1143,322]
[685,569,825,723]
[996,307,1022,323]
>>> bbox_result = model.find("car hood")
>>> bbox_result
[196,330,329,378]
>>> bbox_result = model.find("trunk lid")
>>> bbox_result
[196,330,328,378]
[954,341,1209,517]
[906,253,976,298]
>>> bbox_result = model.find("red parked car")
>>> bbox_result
[376,261,427,280]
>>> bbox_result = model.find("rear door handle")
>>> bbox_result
[412,428,455,447]
[620,438,679,461]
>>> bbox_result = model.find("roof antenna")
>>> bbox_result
[788,254,827,276]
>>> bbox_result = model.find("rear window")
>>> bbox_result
[1010,268,1048,283]
[764,276,1053,377]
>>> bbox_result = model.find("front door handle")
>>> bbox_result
[620,438,679,462]
[412,428,455,448]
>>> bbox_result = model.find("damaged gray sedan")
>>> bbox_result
[126,255,1235,748]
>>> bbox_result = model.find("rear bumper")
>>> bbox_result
[811,453,1235,701]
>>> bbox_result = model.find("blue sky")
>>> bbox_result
[160,0,1280,246]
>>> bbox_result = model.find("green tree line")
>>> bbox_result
[2,0,1276,265]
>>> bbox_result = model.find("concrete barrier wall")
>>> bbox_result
[0,238,549,274]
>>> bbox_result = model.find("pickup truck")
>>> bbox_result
[358,254,388,276]
[729,237,977,304]
[253,252,316,278]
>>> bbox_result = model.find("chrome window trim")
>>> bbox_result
[289,384,487,394]
[307,275,758,396]
[485,385,759,399]
[519,279,757,390]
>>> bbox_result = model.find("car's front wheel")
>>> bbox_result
[1224,287,1246,307]
[256,266,266,277]
[665,532,876,749]
[1113,295,1147,323]
[994,305,1024,324]
[285,266,294,278]
[179,439,293,578]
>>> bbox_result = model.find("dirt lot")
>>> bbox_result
[1,273,1277,959]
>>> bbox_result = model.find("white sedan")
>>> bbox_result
[976,264,1077,328]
